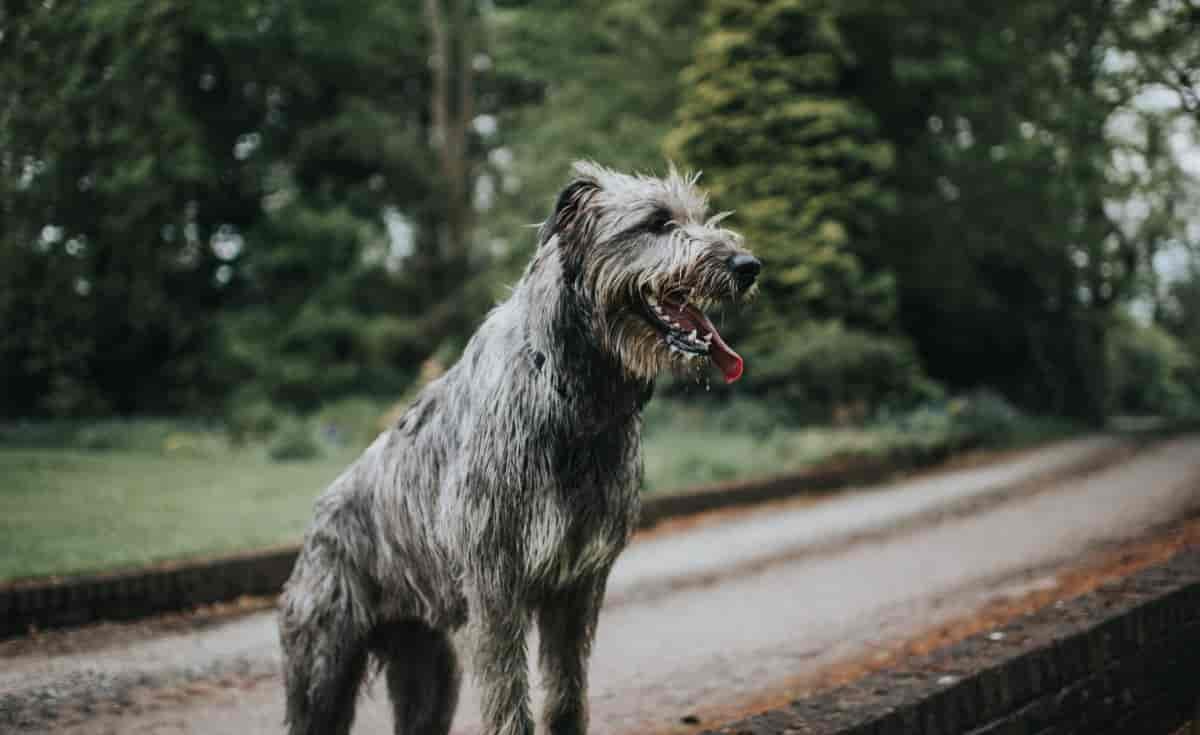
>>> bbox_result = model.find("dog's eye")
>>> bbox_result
[646,210,674,234]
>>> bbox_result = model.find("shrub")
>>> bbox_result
[643,396,786,436]
[749,321,941,423]
[268,419,323,462]
[0,418,225,454]
[1107,319,1200,418]
[314,396,390,449]
[875,390,1071,449]
[225,396,282,444]
[951,390,1022,445]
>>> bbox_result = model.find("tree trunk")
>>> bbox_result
[423,0,474,271]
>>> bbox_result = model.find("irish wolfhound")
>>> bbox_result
[278,161,761,735]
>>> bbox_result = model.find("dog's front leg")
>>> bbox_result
[537,574,608,735]
[471,582,536,735]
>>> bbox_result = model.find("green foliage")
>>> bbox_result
[0,1,237,416]
[641,393,1073,493]
[0,418,226,454]
[2,0,1198,428]
[225,396,282,444]
[858,0,1152,425]
[487,0,701,279]
[879,390,1078,449]
[1107,318,1200,418]
[750,321,938,422]
[0,0,462,417]
[667,0,899,355]
[643,396,788,438]
[668,0,1200,424]
[313,396,390,450]
[946,391,1022,445]
[1162,265,1200,359]
[267,418,323,462]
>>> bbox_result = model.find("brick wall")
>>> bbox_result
[0,547,297,638]
[705,550,1200,735]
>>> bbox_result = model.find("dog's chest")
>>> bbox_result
[526,478,637,587]
[481,346,648,586]
[523,434,641,586]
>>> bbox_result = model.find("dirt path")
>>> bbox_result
[3,434,1199,735]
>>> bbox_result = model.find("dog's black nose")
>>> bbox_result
[727,254,762,288]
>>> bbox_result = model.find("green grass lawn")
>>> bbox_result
[0,446,360,582]
[642,424,951,492]
[0,399,1074,582]
[0,429,918,583]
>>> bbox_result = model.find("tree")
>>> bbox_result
[869,0,1191,423]
[0,0,495,416]
[486,0,702,280]
[669,0,1198,423]
[667,0,898,340]
[1113,0,1200,116]
[206,0,451,412]
[1,1,245,415]
[665,0,925,418]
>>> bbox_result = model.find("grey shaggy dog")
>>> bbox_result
[278,161,761,735]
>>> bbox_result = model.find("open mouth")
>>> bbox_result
[644,292,744,383]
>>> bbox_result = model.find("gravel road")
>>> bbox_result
[3,433,1199,735]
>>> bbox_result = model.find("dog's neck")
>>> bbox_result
[519,249,652,435]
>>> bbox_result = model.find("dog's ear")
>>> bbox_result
[538,178,598,248]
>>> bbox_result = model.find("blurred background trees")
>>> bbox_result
[2,0,1198,427]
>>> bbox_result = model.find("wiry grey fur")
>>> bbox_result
[278,161,759,735]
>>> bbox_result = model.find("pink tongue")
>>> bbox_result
[708,330,744,383]
[686,306,744,383]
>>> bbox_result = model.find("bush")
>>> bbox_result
[875,390,1074,449]
[314,396,390,449]
[950,390,1022,445]
[1107,319,1200,418]
[268,419,323,462]
[643,396,786,437]
[749,321,941,423]
[0,418,225,454]
[225,396,282,443]
[221,307,425,418]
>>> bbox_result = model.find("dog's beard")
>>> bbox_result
[602,298,744,384]
[582,239,751,384]
[641,293,743,383]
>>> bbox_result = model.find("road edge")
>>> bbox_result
[702,548,1200,735]
[9,427,1169,640]
[0,435,992,638]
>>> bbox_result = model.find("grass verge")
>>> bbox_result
[0,396,1078,582]
[640,395,1077,493]
[0,445,359,582]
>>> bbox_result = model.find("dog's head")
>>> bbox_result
[537,161,761,383]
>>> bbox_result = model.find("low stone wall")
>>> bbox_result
[0,546,297,639]
[0,441,969,639]
[704,549,1200,735]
